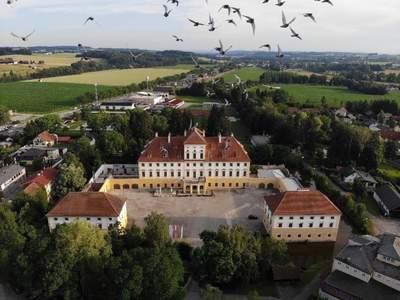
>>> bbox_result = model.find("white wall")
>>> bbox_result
[268,211,341,230]
[0,167,26,191]
[48,215,118,230]
[139,161,250,180]
[332,259,371,283]
[373,271,400,292]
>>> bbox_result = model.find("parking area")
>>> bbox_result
[111,188,269,246]
[369,214,400,236]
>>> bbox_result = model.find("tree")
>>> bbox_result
[207,106,231,136]
[0,204,25,282]
[200,284,223,300]
[144,212,170,247]
[23,114,61,140]
[52,156,87,200]
[0,106,10,125]
[360,134,384,170]
[248,290,261,300]
[97,131,127,160]
[72,137,102,178]
[41,221,112,299]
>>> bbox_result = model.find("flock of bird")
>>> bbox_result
[5,0,334,66]
[162,0,334,60]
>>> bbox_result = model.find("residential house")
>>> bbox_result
[18,147,63,166]
[319,234,400,299]
[250,135,271,147]
[263,191,342,243]
[23,168,58,199]
[46,192,128,231]
[33,131,58,147]
[0,164,26,193]
[335,107,356,123]
[99,101,136,111]
[373,185,400,217]
[340,167,377,191]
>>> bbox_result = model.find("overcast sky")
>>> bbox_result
[0,0,399,54]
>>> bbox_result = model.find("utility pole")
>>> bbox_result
[146,76,150,91]
[94,82,98,107]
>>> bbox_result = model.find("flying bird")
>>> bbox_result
[83,16,96,25]
[322,0,333,6]
[244,15,256,35]
[290,27,302,40]
[226,19,237,26]
[260,44,271,51]
[188,19,204,27]
[167,0,179,7]
[215,40,232,56]
[276,0,285,6]
[172,35,183,42]
[281,11,296,28]
[232,7,242,19]
[219,4,231,16]
[129,51,144,61]
[191,55,201,68]
[11,30,35,42]
[6,0,17,4]
[163,5,172,17]
[303,13,316,22]
[276,44,284,58]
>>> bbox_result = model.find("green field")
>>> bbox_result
[0,53,81,76]
[222,67,265,83]
[251,84,400,107]
[0,82,111,113]
[31,65,192,86]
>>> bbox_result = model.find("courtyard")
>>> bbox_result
[112,188,268,246]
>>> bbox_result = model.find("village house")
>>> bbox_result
[33,131,58,147]
[320,233,400,299]
[373,185,400,217]
[0,164,26,193]
[339,167,377,191]
[46,192,128,231]
[23,168,58,200]
[263,191,342,243]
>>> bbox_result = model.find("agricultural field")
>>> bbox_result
[0,53,80,76]
[222,67,265,83]
[31,65,192,86]
[0,82,111,113]
[251,84,400,107]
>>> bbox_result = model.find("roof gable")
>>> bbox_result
[265,191,341,216]
[184,128,207,145]
[47,192,126,217]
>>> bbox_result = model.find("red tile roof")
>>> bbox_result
[138,128,250,162]
[47,192,126,217]
[184,127,207,145]
[265,191,341,216]
[380,130,400,142]
[24,168,58,194]
[58,136,73,143]
[36,131,57,142]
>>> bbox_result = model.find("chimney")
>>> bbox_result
[155,132,158,138]
[203,130,206,137]
[218,133,222,143]
[184,130,187,137]
[168,133,171,143]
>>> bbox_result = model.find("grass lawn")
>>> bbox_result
[0,53,80,76]
[222,67,265,83]
[0,82,112,113]
[378,163,400,185]
[29,66,192,86]
[251,84,400,107]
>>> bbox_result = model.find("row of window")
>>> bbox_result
[278,216,336,220]
[53,217,114,222]
[186,152,204,160]
[277,222,335,228]
[141,170,247,178]
[277,233,333,239]
[141,162,248,168]
[114,182,247,190]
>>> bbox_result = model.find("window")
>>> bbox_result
[86,217,90,221]
[319,223,323,228]
[279,217,283,220]
[287,234,291,238]
[278,223,283,228]
[142,172,145,177]
[300,216,304,220]
[141,163,145,167]
[320,216,325,220]
[54,217,58,221]
[215,183,218,187]
[298,234,301,238]
[193,153,197,159]
[299,223,303,228]
[331,216,335,219]
[156,172,160,177]
[223,163,226,167]
[310,216,314,220]
[308,234,311,238]
[200,153,204,159]
[97,218,101,221]
[149,163,152,167]
[156,163,159,167]
[222,171,226,177]
[289,217,294,220]
[309,223,313,228]
[277,235,281,238]
[171,171,174,177]
[208,171,212,177]
[178,171,181,177]
[229,171,232,177]
[289,223,293,228]
[164,172,167,177]
[163,163,167,167]
[328,234,331,237]
[329,223,334,228]
[243,171,247,176]
[186,153,189,159]
[318,234,321,237]
[222,183,225,187]
[65,217,69,221]
[236,171,240,177]
[186,171,190,177]
[98,224,102,229]
[109,218,112,221]
[149,172,153,178]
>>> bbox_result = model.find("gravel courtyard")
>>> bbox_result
[111,188,268,246]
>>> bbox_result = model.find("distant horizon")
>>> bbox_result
[2,45,398,57]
